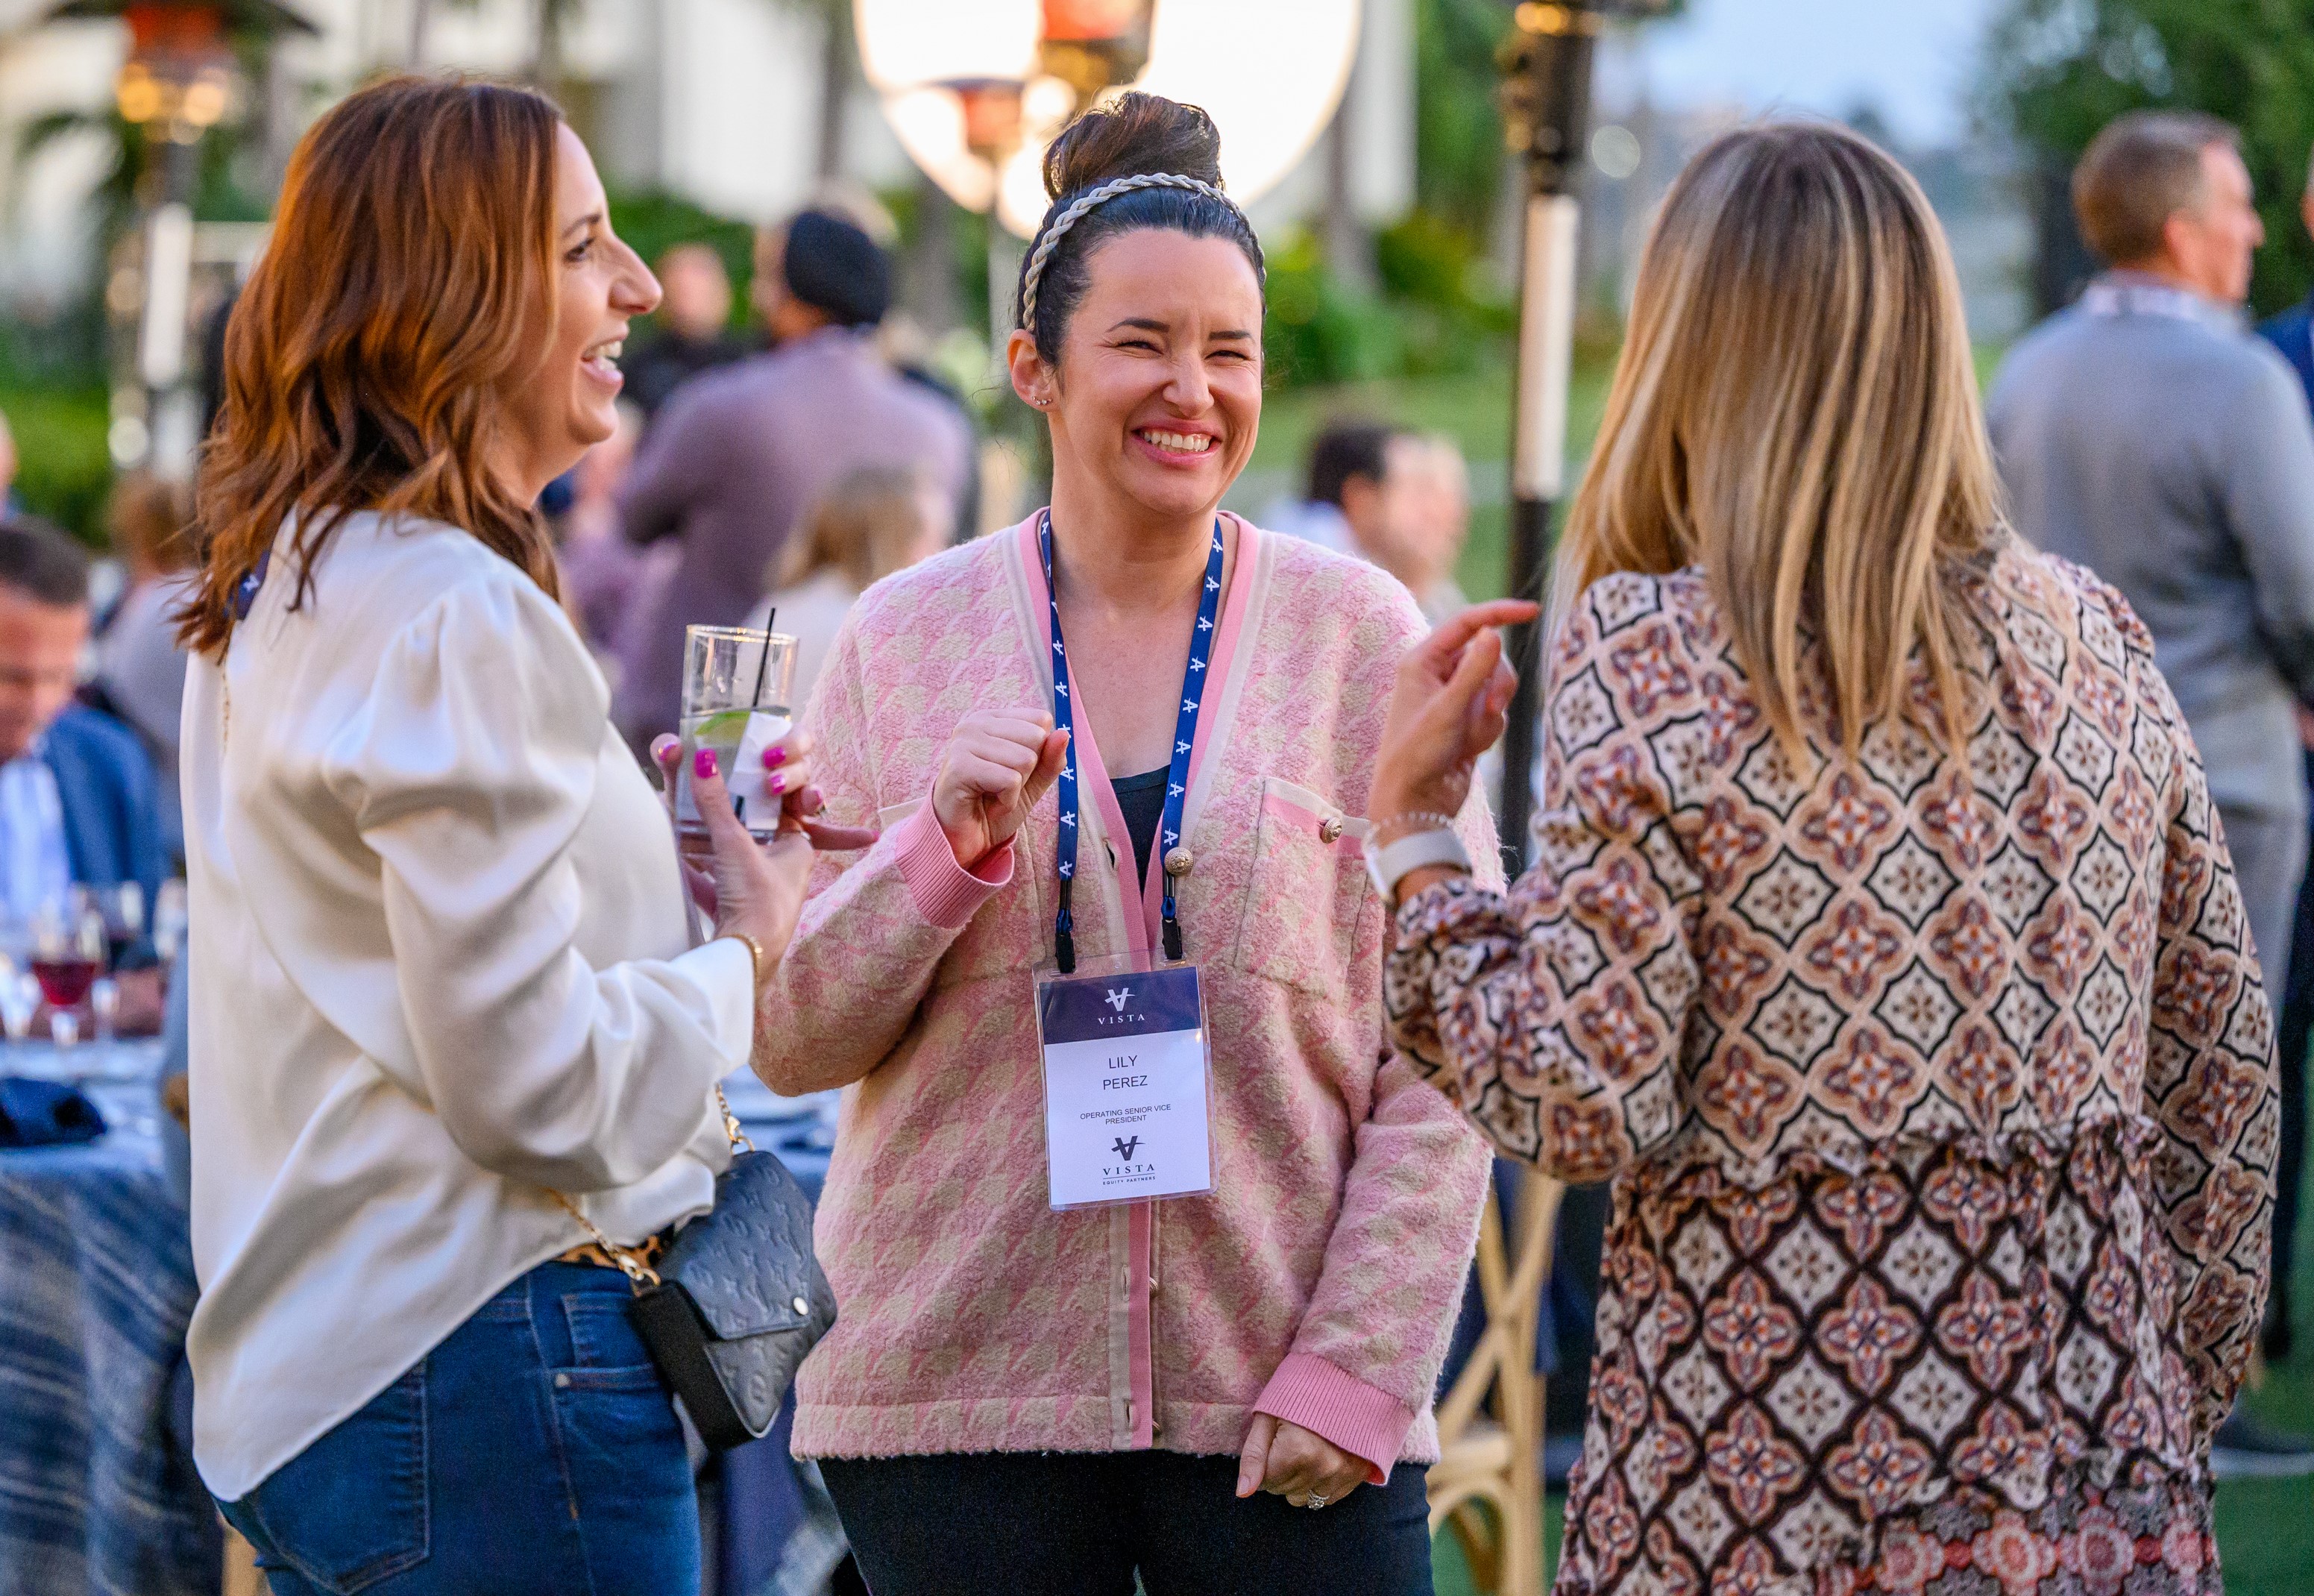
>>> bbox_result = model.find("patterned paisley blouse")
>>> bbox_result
[1386,541,2277,1596]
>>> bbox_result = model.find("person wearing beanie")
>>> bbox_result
[613,206,969,750]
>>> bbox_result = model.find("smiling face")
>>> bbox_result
[1010,228,1264,528]
[496,125,660,503]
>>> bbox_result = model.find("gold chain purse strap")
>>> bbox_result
[547,932,766,1292]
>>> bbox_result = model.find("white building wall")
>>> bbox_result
[0,16,122,306]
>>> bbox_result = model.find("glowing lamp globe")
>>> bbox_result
[855,0,1361,237]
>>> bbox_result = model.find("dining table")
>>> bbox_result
[0,1035,216,1596]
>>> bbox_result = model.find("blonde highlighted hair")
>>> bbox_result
[773,466,938,593]
[1558,120,2000,757]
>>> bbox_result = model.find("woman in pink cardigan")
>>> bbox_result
[752,95,1500,1594]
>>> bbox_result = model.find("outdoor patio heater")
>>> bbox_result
[1494,0,1673,859]
[37,0,315,478]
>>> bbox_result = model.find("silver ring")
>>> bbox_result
[1305,1493,1329,1509]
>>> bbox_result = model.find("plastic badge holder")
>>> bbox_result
[1034,949,1216,1211]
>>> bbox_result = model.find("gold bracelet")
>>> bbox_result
[721,931,767,993]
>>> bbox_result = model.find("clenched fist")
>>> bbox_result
[932,708,1072,870]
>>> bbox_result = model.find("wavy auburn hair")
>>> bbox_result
[180,76,563,656]
[1557,122,2001,758]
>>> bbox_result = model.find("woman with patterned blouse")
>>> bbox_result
[1368,123,2278,1595]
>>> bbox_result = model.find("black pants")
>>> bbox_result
[820,1451,1434,1596]
[2270,752,2314,1346]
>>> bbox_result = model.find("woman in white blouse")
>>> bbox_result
[175,79,845,1594]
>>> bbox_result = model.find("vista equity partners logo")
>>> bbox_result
[1103,1131,1154,1178]
[1097,986,1135,1027]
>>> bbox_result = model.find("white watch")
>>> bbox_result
[1363,828,1472,907]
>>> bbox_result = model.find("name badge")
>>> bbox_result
[1035,959,1214,1210]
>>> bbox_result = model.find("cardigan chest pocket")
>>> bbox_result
[1230,778,1372,996]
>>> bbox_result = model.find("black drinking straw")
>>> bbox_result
[734,613,779,828]
[749,610,777,708]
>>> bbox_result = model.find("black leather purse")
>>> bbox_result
[557,1089,836,1451]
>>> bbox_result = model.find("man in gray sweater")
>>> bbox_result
[1989,109,2314,1475]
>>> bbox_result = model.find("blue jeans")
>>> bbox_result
[218,1261,698,1595]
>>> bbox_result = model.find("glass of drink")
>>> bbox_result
[31,906,104,1013]
[154,879,188,967]
[78,883,145,967]
[676,626,798,847]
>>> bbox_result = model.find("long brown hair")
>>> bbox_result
[1558,122,2000,758]
[180,76,564,656]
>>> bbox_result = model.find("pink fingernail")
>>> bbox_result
[694,749,717,779]
[764,746,786,769]
[768,772,785,794]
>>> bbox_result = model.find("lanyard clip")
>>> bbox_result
[1056,906,1077,975]
[1162,916,1183,963]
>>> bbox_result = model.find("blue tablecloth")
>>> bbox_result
[0,1043,216,1596]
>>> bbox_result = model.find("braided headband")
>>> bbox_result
[1018,172,1254,330]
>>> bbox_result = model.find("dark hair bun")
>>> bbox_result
[1043,92,1223,201]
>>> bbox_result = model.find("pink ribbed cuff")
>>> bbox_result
[1253,1353,1416,1485]
[892,801,1013,929]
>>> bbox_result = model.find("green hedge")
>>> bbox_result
[0,382,110,545]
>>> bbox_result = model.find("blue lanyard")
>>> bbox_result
[1041,511,1225,973]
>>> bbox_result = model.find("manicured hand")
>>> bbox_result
[686,747,814,966]
[652,733,880,864]
[1370,600,1538,830]
[930,708,1071,871]
[1236,1414,1368,1509]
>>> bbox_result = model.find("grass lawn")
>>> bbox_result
[1245,353,1617,606]
[1428,1156,2314,1594]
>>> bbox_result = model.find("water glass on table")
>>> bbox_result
[676,624,798,850]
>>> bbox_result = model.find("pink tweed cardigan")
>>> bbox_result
[759,513,1495,1477]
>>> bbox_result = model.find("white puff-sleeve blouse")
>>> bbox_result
[180,511,753,1501]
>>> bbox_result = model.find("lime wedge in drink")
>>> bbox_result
[694,708,754,746]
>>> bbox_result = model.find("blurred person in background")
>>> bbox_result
[741,465,950,711]
[1989,109,2314,1475]
[0,514,166,1021]
[1383,119,2280,1593]
[2250,145,2314,1369]
[614,207,971,750]
[0,408,16,514]
[92,473,195,864]
[1266,418,1389,555]
[1277,421,1471,623]
[1390,433,1472,626]
[553,399,660,668]
[623,242,751,421]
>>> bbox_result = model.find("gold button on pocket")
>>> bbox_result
[1232,777,1372,997]
[1164,846,1195,877]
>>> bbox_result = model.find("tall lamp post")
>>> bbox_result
[1494,0,1667,859]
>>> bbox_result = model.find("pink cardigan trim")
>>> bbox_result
[1254,1353,1418,1485]
[891,802,1013,929]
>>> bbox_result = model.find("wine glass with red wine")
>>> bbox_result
[31,905,105,1015]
